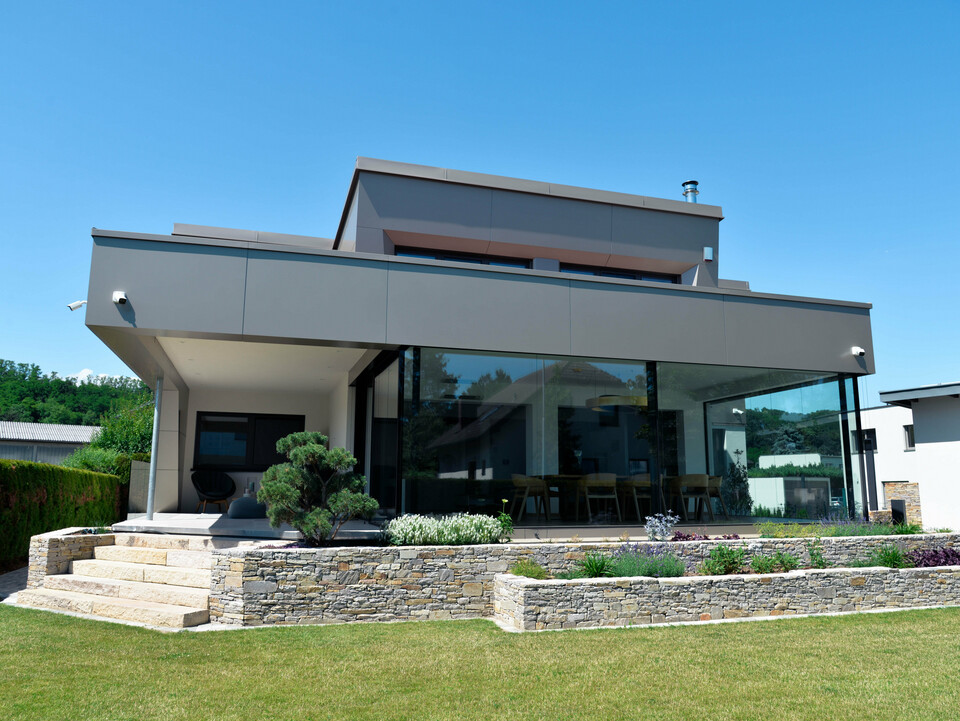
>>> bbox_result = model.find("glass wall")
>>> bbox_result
[361,347,867,525]
[400,349,653,520]
[666,363,858,520]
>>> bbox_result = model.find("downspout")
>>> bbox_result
[145,376,163,520]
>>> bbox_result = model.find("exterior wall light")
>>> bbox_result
[703,247,714,262]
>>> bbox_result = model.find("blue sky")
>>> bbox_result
[1,2,957,407]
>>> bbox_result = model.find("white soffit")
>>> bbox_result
[157,338,367,393]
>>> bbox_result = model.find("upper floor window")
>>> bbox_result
[195,412,305,470]
[904,424,915,451]
[559,264,679,284]
[395,248,529,268]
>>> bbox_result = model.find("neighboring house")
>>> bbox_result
[81,158,876,523]
[0,421,99,464]
[857,383,960,530]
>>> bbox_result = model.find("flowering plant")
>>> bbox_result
[644,511,680,541]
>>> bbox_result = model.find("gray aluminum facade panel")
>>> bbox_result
[384,264,572,356]
[86,238,247,335]
[87,235,874,377]
[569,283,728,364]
[243,251,389,344]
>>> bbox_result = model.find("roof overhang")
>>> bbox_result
[880,382,960,408]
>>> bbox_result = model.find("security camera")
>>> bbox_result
[67,300,87,311]
[851,346,866,357]
[112,291,128,305]
[732,408,744,415]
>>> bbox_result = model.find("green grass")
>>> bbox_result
[3,604,960,720]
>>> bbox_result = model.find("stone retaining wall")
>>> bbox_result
[494,565,960,631]
[208,533,960,626]
[27,528,115,589]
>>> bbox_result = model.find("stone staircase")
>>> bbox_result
[18,533,221,628]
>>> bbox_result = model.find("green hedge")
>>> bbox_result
[746,463,845,482]
[0,459,126,571]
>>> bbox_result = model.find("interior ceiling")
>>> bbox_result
[157,338,367,393]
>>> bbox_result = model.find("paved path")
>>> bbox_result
[0,567,28,601]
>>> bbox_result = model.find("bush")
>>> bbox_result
[750,555,778,574]
[907,547,960,567]
[0,459,124,571]
[510,559,548,580]
[852,544,913,569]
[773,550,801,571]
[578,552,616,578]
[700,545,746,575]
[62,447,150,484]
[806,539,830,568]
[258,432,378,544]
[384,513,508,546]
[609,544,685,578]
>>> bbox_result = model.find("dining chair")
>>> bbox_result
[707,475,731,519]
[510,475,555,522]
[680,474,713,521]
[577,473,622,523]
[619,473,652,521]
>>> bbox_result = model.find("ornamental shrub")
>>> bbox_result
[257,432,378,544]
[0,459,125,571]
[699,545,746,575]
[906,547,960,567]
[384,513,508,546]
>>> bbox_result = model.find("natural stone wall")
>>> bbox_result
[883,481,923,526]
[209,533,960,626]
[27,528,115,589]
[494,565,960,631]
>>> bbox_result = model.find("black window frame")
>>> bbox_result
[558,263,679,284]
[193,411,305,471]
[395,247,530,268]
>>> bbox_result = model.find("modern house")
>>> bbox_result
[0,421,99,464]
[856,383,960,530]
[81,158,876,528]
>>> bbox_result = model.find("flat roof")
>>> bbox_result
[880,382,960,407]
[335,157,724,243]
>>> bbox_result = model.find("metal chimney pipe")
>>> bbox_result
[682,180,699,203]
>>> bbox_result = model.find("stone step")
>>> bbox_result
[93,545,212,569]
[113,533,262,551]
[71,559,211,589]
[44,574,210,609]
[17,588,208,628]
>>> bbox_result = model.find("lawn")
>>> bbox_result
[2,605,959,721]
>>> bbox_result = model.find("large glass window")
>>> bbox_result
[400,349,654,520]
[194,412,304,470]
[359,348,866,525]
[662,363,858,521]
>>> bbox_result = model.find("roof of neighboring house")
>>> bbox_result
[880,382,960,408]
[0,421,100,444]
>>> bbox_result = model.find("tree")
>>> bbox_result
[257,432,378,544]
[771,426,805,455]
[722,449,752,516]
[90,393,154,454]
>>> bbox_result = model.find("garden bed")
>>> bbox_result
[493,564,960,632]
[207,532,960,626]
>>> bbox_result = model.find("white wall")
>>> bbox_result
[180,388,329,511]
[859,405,915,485]
[325,374,354,451]
[912,396,960,530]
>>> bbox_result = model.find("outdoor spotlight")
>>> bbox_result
[112,291,128,305]
[851,346,866,357]
[67,300,87,311]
